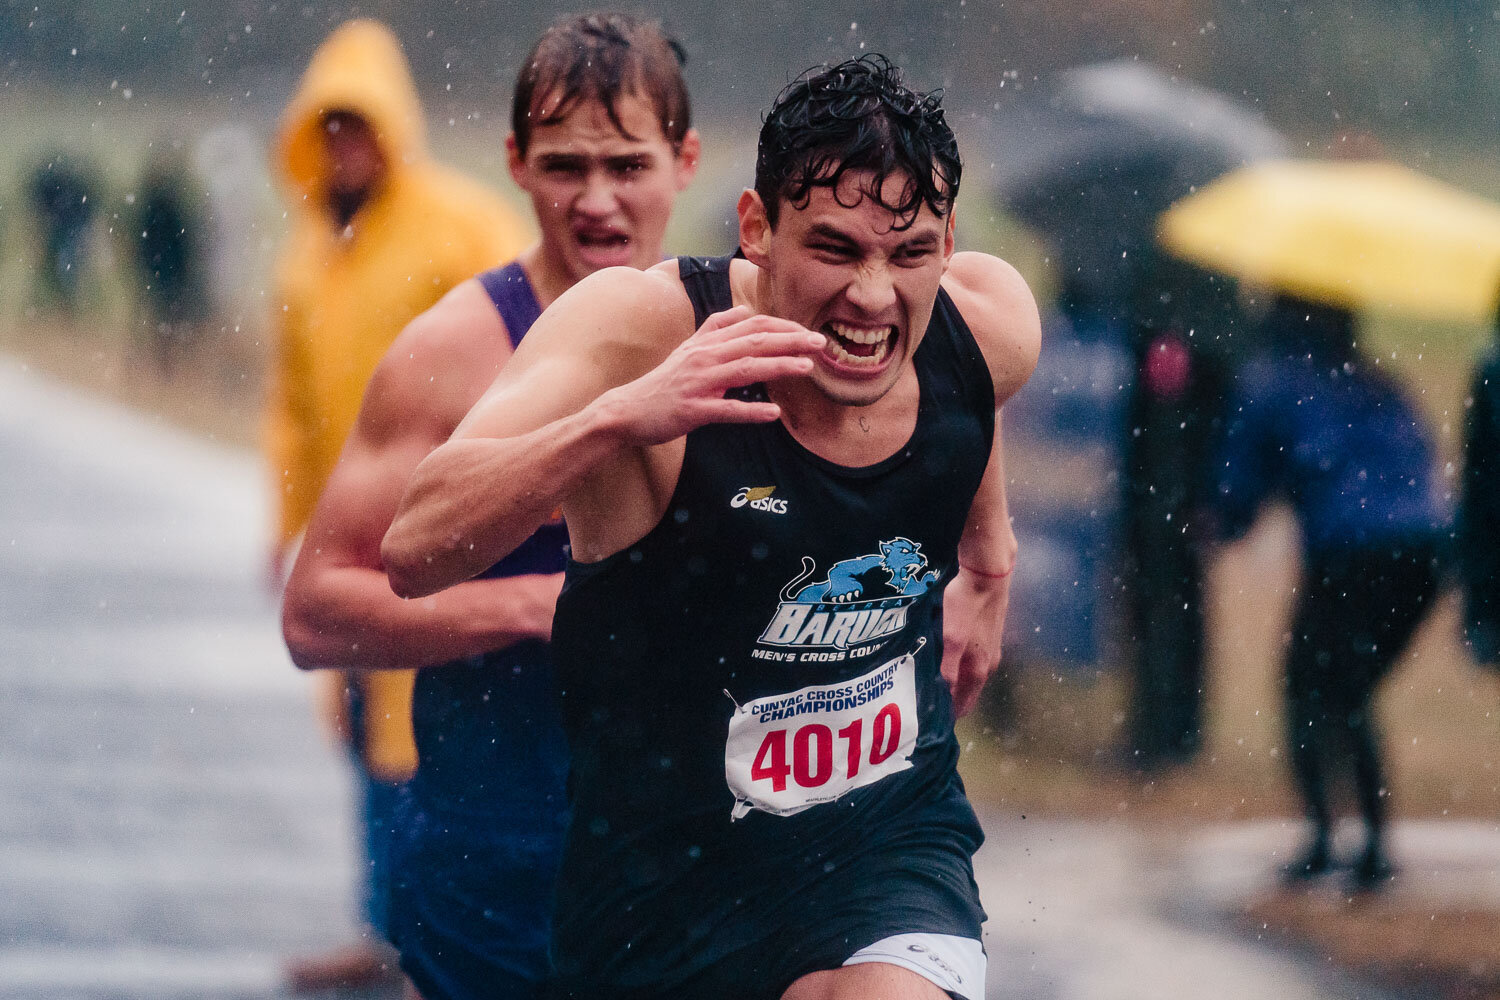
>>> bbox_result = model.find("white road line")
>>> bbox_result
[0,945,282,994]
[0,620,312,698]
[0,358,265,526]
[0,843,354,893]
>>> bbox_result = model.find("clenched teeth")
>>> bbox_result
[828,322,893,345]
[833,342,887,366]
[824,322,895,367]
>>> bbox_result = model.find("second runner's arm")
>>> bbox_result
[282,283,562,671]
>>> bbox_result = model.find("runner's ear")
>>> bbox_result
[674,129,701,189]
[505,134,526,188]
[737,189,771,267]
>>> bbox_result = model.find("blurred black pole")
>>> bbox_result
[1120,255,1238,767]
[1122,331,1205,765]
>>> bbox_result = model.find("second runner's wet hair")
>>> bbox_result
[755,54,961,231]
[512,12,691,156]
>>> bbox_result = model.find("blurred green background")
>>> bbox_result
[4,1,1500,428]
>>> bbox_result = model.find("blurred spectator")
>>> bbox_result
[1001,277,1132,715]
[265,19,530,992]
[1213,295,1445,892]
[193,125,268,324]
[27,154,100,313]
[129,153,207,371]
[1458,310,1500,667]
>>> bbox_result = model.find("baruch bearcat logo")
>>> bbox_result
[756,538,941,652]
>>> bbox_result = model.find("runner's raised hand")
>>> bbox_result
[596,305,825,448]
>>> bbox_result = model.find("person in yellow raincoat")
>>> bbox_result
[263,18,528,991]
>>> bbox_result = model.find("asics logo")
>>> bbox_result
[906,944,961,984]
[731,485,788,514]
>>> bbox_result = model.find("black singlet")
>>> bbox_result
[548,255,993,998]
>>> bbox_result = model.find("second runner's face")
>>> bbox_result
[509,92,698,282]
[745,171,954,408]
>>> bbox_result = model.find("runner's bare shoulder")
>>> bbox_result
[940,252,1041,405]
[453,263,697,441]
[502,262,698,386]
[357,278,510,447]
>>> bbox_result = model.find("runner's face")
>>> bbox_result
[744,172,953,407]
[510,93,698,282]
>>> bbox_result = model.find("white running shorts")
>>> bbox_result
[843,932,985,1000]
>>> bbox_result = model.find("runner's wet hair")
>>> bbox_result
[756,54,960,231]
[512,12,690,156]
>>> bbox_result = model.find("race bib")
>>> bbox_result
[725,650,919,820]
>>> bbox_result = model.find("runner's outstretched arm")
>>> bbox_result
[383,266,826,599]
[938,253,1041,717]
[282,283,565,671]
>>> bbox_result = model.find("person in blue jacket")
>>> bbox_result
[1214,294,1445,892]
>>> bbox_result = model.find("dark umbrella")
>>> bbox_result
[981,60,1286,303]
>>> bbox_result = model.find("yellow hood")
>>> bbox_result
[276,19,425,200]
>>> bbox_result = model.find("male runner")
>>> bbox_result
[384,56,1039,1000]
[280,14,698,1000]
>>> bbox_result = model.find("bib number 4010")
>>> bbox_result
[749,705,903,792]
[725,651,919,819]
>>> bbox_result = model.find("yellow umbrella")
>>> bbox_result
[1157,159,1500,323]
